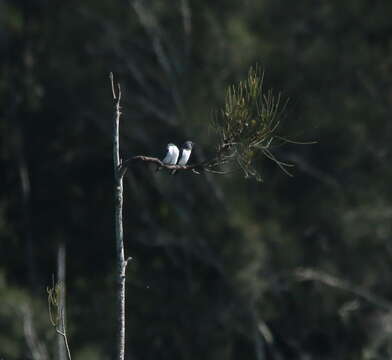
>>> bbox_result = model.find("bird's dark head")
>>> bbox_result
[183,141,194,150]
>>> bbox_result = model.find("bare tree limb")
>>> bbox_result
[121,155,203,172]
[120,154,235,178]
[293,267,392,312]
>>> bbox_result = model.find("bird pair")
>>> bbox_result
[161,141,194,172]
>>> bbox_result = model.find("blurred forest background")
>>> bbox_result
[2,0,392,359]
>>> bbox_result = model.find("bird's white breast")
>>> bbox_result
[170,146,180,164]
[162,144,180,165]
[178,149,191,166]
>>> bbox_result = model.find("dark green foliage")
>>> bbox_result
[47,282,63,328]
[212,65,291,180]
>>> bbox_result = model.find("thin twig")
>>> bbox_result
[110,72,116,100]
[55,308,72,360]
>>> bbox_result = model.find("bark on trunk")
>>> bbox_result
[111,73,127,360]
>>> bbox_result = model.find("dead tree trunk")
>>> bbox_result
[110,73,129,360]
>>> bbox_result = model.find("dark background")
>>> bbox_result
[2,0,392,359]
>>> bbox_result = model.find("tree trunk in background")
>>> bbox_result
[19,0,37,291]
[17,140,36,289]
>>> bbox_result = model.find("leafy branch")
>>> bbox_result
[210,65,292,180]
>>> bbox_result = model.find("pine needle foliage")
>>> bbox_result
[212,65,292,181]
[47,282,63,327]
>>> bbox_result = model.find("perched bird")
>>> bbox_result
[172,141,194,174]
[157,142,179,171]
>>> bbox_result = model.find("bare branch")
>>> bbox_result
[110,72,116,100]
[293,267,392,312]
[119,154,227,177]
[57,308,72,360]
[124,256,133,272]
